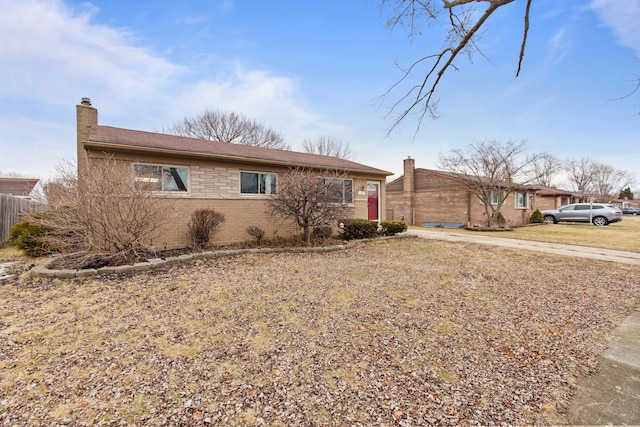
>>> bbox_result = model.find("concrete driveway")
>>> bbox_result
[406,228,640,265]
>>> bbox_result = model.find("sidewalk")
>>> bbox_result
[406,228,640,425]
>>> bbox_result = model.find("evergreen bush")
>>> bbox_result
[8,219,52,256]
[530,209,544,224]
[379,220,408,235]
[339,219,378,240]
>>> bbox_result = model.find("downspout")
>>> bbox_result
[467,192,472,227]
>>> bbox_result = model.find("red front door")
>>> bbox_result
[367,183,379,220]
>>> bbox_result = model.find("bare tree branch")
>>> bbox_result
[165,110,291,150]
[267,168,353,243]
[301,136,355,160]
[525,152,562,187]
[516,0,532,77]
[380,0,529,134]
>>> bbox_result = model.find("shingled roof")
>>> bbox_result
[534,185,576,196]
[386,168,538,192]
[85,125,392,176]
[0,178,39,196]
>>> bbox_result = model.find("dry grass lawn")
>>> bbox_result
[1,238,639,425]
[413,215,640,252]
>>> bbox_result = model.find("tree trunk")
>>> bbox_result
[302,226,311,244]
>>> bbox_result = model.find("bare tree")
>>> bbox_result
[591,163,635,202]
[267,168,354,243]
[302,136,355,160]
[33,157,171,255]
[0,171,28,178]
[564,158,636,202]
[563,158,599,202]
[437,139,539,227]
[380,0,530,133]
[165,110,291,150]
[526,152,563,187]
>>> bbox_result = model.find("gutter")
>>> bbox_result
[83,141,392,177]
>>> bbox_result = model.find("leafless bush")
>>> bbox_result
[268,167,353,244]
[187,209,226,250]
[31,157,171,255]
[246,226,265,245]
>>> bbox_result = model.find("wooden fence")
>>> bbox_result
[0,194,45,244]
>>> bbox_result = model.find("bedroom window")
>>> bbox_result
[134,164,188,192]
[480,190,504,205]
[320,178,353,204]
[241,172,277,195]
[515,191,528,208]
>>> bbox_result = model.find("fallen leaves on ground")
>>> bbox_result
[1,238,638,426]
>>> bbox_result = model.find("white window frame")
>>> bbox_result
[240,171,277,196]
[480,190,504,205]
[133,163,189,193]
[515,191,528,209]
[320,177,354,205]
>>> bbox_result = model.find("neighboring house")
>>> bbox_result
[612,198,639,209]
[76,98,392,247]
[0,178,43,244]
[386,157,538,227]
[0,178,40,198]
[534,186,578,211]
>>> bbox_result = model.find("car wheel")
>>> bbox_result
[592,216,609,226]
[543,215,557,224]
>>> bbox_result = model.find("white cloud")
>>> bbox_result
[590,0,640,56]
[548,29,569,62]
[0,0,183,106]
[0,0,341,176]
[170,66,342,144]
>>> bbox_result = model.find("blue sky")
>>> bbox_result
[1,0,639,190]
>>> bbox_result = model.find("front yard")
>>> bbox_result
[1,238,639,425]
[413,214,640,253]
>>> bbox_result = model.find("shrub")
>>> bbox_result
[187,209,226,250]
[379,220,408,236]
[267,167,354,244]
[33,157,172,254]
[312,226,333,239]
[530,209,544,224]
[496,211,507,227]
[339,219,378,240]
[8,219,52,256]
[246,226,265,245]
[263,234,305,248]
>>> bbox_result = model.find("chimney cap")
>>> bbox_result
[80,97,92,106]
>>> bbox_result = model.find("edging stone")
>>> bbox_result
[29,235,410,280]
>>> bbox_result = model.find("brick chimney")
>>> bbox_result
[403,156,415,224]
[76,98,98,179]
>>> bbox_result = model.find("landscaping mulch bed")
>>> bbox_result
[1,238,639,425]
[45,238,347,270]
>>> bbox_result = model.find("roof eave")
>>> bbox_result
[83,141,392,176]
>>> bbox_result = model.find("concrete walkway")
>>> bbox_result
[406,228,640,425]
